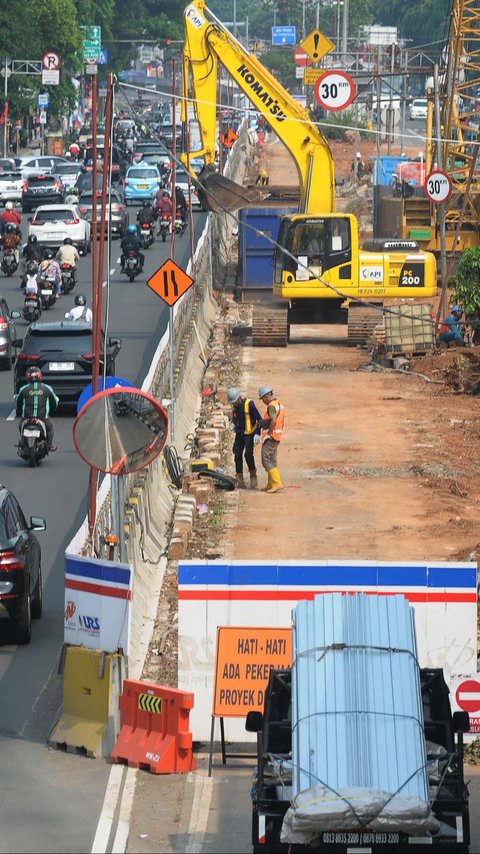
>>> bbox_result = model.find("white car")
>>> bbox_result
[0,171,23,204]
[175,167,201,208]
[409,99,428,120]
[17,155,71,178]
[28,204,91,254]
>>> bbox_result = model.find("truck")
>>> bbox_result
[245,590,471,854]
[246,667,470,854]
[182,0,438,345]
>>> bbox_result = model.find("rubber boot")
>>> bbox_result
[261,471,273,492]
[249,470,258,489]
[266,467,284,494]
[236,473,247,489]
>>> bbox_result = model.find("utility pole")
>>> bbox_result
[433,63,448,320]
[2,57,9,157]
[341,0,349,58]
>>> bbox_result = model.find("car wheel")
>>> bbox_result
[83,238,88,255]
[31,565,43,619]
[14,593,32,645]
[2,352,12,371]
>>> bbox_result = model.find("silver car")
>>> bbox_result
[0,295,17,369]
[0,171,23,204]
[52,163,82,191]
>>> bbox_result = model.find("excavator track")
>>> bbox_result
[252,304,289,347]
[347,303,384,346]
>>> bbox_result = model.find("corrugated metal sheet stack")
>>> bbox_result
[282,592,438,844]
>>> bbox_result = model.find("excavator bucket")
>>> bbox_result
[196,164,266,212]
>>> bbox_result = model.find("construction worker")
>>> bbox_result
[256,169,269,186]
[227,387,262,489]
[258,385,285,494]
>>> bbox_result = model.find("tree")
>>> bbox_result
[450,247,480,316]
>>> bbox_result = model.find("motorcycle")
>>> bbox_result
[17,417,49,467]
[2,249,18,277]
[139,224,154,249]
[37,278,56,310]
[60,263,76,294]
[174,208,187,237]
[159,213,171,243]
[122,251,141,282]
[22,292,42,323]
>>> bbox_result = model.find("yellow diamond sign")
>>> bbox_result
[300,29,335,63]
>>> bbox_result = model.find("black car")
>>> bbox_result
[22,174,65,213]
[13,321,122,404]
[0,294,17,370]
[0,484,45,644]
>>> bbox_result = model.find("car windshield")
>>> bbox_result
[0,172,22,181]
[128,169,158,179]
[25,329,93,353]
[54,165,80,175]
[28,176,56,186]
[33,209,76,222]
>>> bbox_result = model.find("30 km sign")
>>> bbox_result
[424,169,452,204]
[314,70,355,111]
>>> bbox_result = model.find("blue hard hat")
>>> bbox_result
[127,224,137,234]
[452,305,462,313]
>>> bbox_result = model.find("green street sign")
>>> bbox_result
[81,25,101,61]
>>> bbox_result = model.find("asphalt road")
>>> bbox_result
[0,206,206,853]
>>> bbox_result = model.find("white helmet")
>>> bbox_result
[227,387,241,404]
[258,385,273,399]
[5,201,13,210]
[356,152,362,159]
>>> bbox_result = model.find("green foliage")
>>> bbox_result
[450,247,480,315]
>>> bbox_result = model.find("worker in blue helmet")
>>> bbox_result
[438,304,464,346]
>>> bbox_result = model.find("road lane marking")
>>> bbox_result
[111,767,137,853]
[7,409,16,421]
[184,767,214,854]
[91,763,125,853]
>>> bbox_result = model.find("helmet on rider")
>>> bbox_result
[64,150,72,158]
[5,201,13,211]
[258,385,273,400]
[452,305,463,316]
[74,294,86,306]
[161,191,170,198]
[227,387,241,404]
[26,366,43,382]
[43,249,54,260]
[26,260,38,274]
[63,237,73,244]
[142,200,151,208]
[4,222,15,232]
[28,234,37,244]
[127,224,137,234]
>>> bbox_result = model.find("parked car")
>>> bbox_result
[0,171,23,205]
[0,294,16,369]
[0,484,45,644]
[124,163,162,205]
[78,187,129,237]
[27,204,91,254]
[409,98,428,120]
[17,155,70,178]
[52,163,83,191]
[13,321,122,404]
[22,174,65,213]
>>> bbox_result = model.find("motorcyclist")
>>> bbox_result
[38,249,62,299]
[24,260,39,296]
[136,200,156,231]
[56,237,80,268]
[120,224,144,271]
[16,366,59,452]
[0,200,22,236]
[174,186,188,222]
[65,294,93,322]
[22,234,43,266]
[1,222,21,264]
[154,189,173,217]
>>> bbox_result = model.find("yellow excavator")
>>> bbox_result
[182,0,438,345]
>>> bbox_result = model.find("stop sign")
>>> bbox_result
[455,679,480,713]
[293,47,313,67]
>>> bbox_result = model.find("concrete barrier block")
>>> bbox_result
[188,482,213,504]
[169,536,186,561]
[177,494,197,510]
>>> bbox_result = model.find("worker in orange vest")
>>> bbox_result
[221,127,238,149]
[258,385,285,494]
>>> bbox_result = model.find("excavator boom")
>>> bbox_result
[182,0,335,214]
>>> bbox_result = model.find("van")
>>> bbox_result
[409,99,428,120]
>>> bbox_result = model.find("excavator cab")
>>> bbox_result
[274,215,354,294]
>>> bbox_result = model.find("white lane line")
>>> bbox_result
[111,767,137,853]
[184,768,214,854]
[6,409,16,421]
[110,268,116,275]
[90,763,125,854]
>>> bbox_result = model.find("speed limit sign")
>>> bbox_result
[424,170,452,204]
[314,71,355,112]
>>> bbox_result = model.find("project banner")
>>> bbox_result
[212,626,292,717]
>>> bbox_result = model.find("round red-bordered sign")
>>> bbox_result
[455,679,480,714]
[293,46,313,68]
[314,71,355,112]
[424,169,452,204]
